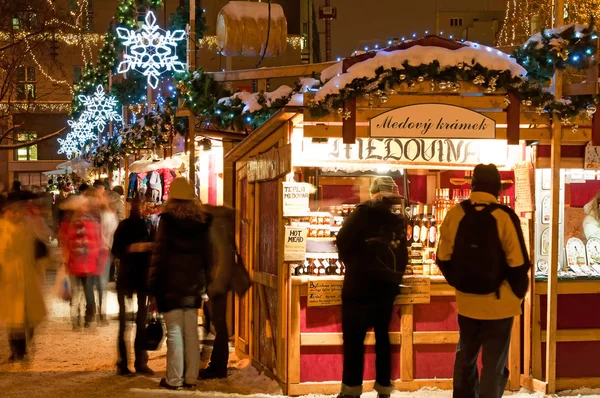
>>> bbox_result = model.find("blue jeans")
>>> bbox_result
[163,308,200,387]
[453,315,514,398]
[95,256,112,318]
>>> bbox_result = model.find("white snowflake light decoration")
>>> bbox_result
[67,118,95,144]
[57,133,81,159]
[116,11,187,89]
[78,85,123,133]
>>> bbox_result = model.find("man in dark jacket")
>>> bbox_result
[336,176,408,398]
[199,205,236,380]
[111,197,154,376]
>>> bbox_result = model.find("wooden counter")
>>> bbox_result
[286,275,520,396]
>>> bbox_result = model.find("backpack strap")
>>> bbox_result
[460,200,474,213]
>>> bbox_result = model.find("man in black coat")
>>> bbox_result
[111,197,154,376]
[336,176,408,398]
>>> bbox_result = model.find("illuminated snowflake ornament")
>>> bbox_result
[57,133,81,159]
[116,11,187,89]
[68,118,95,144]
[78,85,123,133]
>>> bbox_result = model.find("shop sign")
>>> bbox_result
[283,182,311,217]
[396,277,430,304]
[308,280,343,307]
[295,138,507,168]
[248,144,292,182]
[514,161,534,213]
[284,226,308,262]
[370,104,496,139]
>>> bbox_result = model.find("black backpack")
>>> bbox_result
[447,200,507,295]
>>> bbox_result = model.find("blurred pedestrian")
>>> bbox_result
[62,194,104,330]
[110,186,126,222]
[112,196,154,376]
[86,188,118,326]
[148,178,212,390]
[199,205,236,380]
[0,194,47,361]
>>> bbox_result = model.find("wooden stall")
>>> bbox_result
[218,36,599,395]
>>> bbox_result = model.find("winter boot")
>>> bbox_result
[159,378,181,391]
[198,366,227,380]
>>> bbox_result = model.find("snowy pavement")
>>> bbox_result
[0,276,599,397]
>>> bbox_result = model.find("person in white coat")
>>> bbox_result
[0,196,47,361]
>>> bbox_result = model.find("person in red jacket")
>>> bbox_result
[61,195,105,330]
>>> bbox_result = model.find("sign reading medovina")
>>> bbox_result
[370,104,496,139]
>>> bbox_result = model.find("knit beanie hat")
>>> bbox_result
[471,164,501,196]
[370,176,400,197]
[169,177,196,200]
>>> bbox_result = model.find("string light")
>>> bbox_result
[24,37,74,94]
[0,102,71,113]
[197,35,306,51]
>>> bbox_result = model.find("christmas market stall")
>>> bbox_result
[218,34,600,395]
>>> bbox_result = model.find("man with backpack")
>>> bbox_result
[437,164,530,398]
[336,176,408,398]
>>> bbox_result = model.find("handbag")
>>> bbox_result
[146,299,165,351]
[230,248,252,297]
[54,266,72,302]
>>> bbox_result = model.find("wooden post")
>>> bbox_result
[545,0,563,393]
[506,92,520,145]
[188,0,196,190]
[508,315,521,389]
[400,305,414,381]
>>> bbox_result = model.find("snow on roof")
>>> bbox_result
[525,23,588,49]
[299,77,320,91]
[219,1,285,21]
[320,62,343,83]
[218,85,294,114]
[314,45,527,102]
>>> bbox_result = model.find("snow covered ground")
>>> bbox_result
[1,275,599,398]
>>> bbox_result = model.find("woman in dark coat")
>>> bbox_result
[147,178,212,390]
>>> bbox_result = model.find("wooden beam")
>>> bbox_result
[287,378,454,396]
[253,271,278,290]
[355,94,510,110]
[300,332,402,346]
[400,305,414,381]
[413,331,459,344]
[540,328,600,342]
[532,294,542,380]
[288,285,301,384]
[562,82,599,96]
[207,62,337,82]
[508,316,521,390]
[342,98,357,144]
[519,375,548,394]
[506,92,520,145]
[545,32,564,387]
[556,377,600,390]
[535,280,600,295]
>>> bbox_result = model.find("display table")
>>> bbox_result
[286,275,520,396]
[531,278,600,390]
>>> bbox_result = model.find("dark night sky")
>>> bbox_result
[322,0,505,59]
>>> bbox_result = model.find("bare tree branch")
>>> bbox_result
[0,123,24,141]
[0,127,65,150]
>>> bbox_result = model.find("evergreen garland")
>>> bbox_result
[514,19,598,82]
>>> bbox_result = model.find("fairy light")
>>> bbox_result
[0,102,71,113]
[24,37,74,94]
[198,35,306,51]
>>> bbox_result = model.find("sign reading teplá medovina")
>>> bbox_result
[370,104,496,139]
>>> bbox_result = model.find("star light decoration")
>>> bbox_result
[116,11,187,89]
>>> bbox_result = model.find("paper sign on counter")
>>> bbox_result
[284,226,308,262]
[397,277,430,304]
[308,280,343,307]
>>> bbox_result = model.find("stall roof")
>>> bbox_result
[225,106,301,163]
